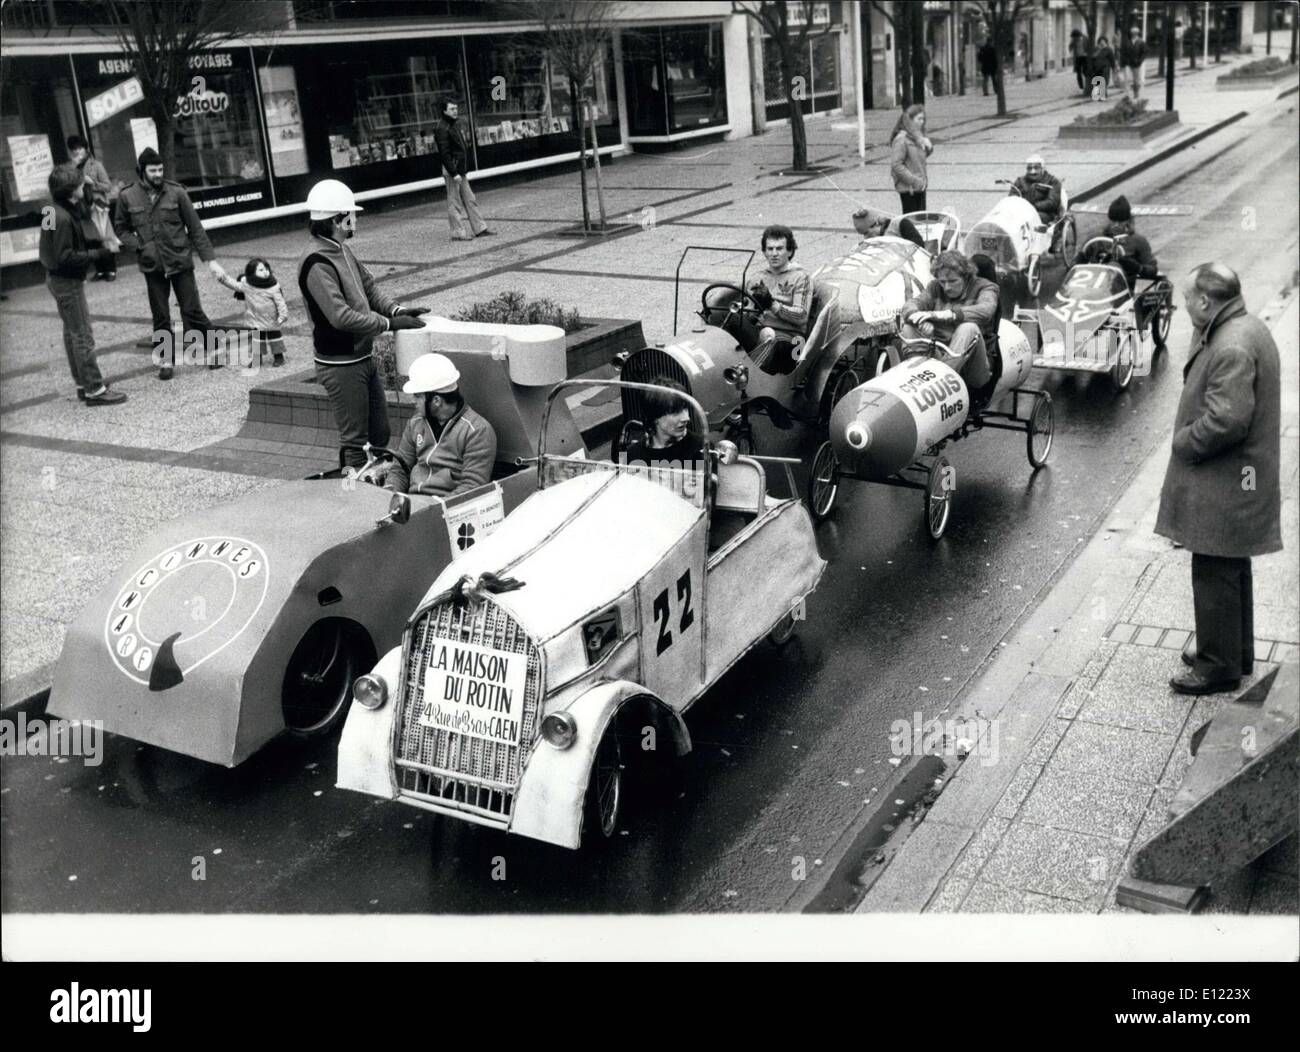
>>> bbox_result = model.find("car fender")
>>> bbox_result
[335,645,402,800]
[510,680,691,849]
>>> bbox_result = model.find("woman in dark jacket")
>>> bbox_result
[1090,36,1117,93]
[889,104,932,214]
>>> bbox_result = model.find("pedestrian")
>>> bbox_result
[1091,35,1117,96]
[1120,25,1148,98]
[219,257,290,367]
[38,164,125,405]
[113,147,230,379]
[1155,263,1282,695]
[1070,28,1091,93]
[889,104,932,215]
[66,134,119,281]
[977,39,998,96]
[298,179,433,470]
[433,99,493,242]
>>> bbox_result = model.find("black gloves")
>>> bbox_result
[749,283,773,310]
[388,314,427,331]
[232,290,246,301]
[394,305,431,317]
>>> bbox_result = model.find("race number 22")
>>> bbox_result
[652,569,695,655]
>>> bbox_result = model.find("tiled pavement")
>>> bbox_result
[0,53,1285,707]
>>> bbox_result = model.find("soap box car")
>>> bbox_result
[336,380,826,848]
[48,321,583,768]
[968,186,1076,303]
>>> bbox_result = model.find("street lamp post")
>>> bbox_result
[1165,1,1175,110]
[1267,0,1273,55]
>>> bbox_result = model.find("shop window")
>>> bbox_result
[762,5,843,122]
[324,50,463,169]
[0,58,81,223]
[623,24,729,138]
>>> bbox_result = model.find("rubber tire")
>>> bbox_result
[1110,331,1135,392]
[1026,255,1042,299]
[925,455,953,541]
[820,358,867,423]
[1027,393,1054,469]
[583,725,624,846]
[768,610,797,646]
[807,440,841,522]
[282,620,371,739]
[1059,217,1077,266]
[1152,299,1172,353]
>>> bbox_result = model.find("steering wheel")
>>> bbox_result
[340,443,401,486]
[701,282,757,315]
[997,179,1024,198]
[1079,236,1119,264]
[896,334,952,361]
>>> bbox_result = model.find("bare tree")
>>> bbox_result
[98,1,286,174]
[516,0,622,233]
[870,0,918,107]
[732,1,836,172]
[968,0,1039,116]
[1069,0,1101,44]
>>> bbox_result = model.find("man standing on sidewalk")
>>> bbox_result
[1155,263,1282,695]
[1069,28,1091,94]
[433,100,492,242]
[1120,25,1148,98]
[113,148,229,379]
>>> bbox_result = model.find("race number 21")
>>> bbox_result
[652,569,695,656]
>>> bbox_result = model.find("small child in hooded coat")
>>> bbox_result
[221,257,290,366]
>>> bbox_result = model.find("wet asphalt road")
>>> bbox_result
[3,107,1296,916]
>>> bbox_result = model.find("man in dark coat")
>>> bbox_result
[1155,263,1282,694]
[977,40,998,96]
[432,99,491,242]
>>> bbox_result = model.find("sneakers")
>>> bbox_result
[76,387,86,402]
[84,386,127,406]
[272,354,285,367]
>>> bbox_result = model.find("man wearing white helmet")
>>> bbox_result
[298,178,434,469]
[386,352,497,498]
[1011,155,1062,226]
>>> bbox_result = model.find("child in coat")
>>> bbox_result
[221,257,290,366]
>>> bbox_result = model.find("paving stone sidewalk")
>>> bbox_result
[858,291,1300,916]
[0,52,1280,706]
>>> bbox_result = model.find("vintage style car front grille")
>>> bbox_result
[620,347,692,426]
[394,599,542,826]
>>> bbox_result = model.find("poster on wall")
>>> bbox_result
[8,135,54,201]
[129,117,159,159]
[260,66,309,177]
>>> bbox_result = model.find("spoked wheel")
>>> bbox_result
[924,455,954,541]
[867,342,898,380]
[807,440,841,522]
[1027,392,1054,468]
[1152,296,1173,353]
[1110,331,1135,392]
[584,727,623,843]
[821,358,867,422]
[282,619,371,737]
[1026,255,1043,298]
[1058,217,1078,266]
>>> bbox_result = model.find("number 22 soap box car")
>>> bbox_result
[337,380,827,849]
[46,321,583,768]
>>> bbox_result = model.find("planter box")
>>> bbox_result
[566,317,645,376]
[1058,109,1180,145]
[1216,66,1298,90]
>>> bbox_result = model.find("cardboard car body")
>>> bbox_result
[336,382,827,849]
[48,320,582,767]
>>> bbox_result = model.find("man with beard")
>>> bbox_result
[113,147,229,379]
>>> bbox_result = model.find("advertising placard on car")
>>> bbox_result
[417,639,527,748]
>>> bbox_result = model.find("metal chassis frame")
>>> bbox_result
[673,245,756,336]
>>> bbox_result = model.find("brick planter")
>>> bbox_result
[1057,109,1180,145]
[564,317,645,375]
[1216,66,1299,91]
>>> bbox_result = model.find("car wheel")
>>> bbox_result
[767,610,797,646]
[1027,392,1054,469]
[924,456,953,541]
[1110,331,1135,392]
[1026,256,1042,299]
[583,725,623,843]
[807,441,840,522]
[821,358,866,423]
[1152,298,1173,353]
[282,619,373,738]
[1059,217,1078,266]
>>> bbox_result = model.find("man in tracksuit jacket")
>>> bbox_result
[386,353,497,498]
[297,179,430,469]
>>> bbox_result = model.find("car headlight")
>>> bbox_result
[353,673,388,710]
[540,711,578,749]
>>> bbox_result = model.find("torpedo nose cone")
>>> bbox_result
[845,422,872,450]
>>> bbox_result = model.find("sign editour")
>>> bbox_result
[86,77,145,128]
[418,639,527,748]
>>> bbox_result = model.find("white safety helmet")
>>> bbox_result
[1025,154,1045,168]
[403,353,460,395]
[306,179,364,220]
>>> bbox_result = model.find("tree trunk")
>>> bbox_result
[151,101,177,175]
[569,77,590,232]
[993,57,1007,115]
[788,89,809,170]
[910,0,927,104]
[585,95,607,231]
[896,8,912,106]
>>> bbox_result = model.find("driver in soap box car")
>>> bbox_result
[744,224,811,375]
[901,249,998,407]
[385,353,497,498]
[623,378,705,470]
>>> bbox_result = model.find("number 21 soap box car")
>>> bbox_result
[47,321,582,768]
[337,380,827,848]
